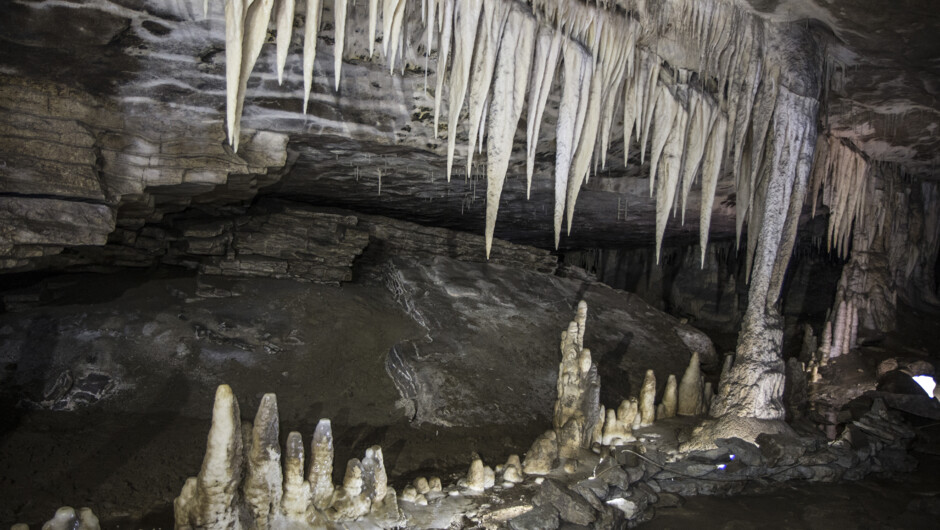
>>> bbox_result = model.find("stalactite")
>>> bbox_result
[302,0,323,114]
[274,0,296,85]
[465,0,509,178]
[432,0,453,134]
[526,26,563,197]
[484,7,536,258]
[445,0,483,181]
[233,0,277,152]
[655,90,688,263]
[553,43,590,248]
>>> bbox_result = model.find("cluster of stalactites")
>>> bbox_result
[218,0,788,263]
[173,385,399,528]
[808,134,873,258]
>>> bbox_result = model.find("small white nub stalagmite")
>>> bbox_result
[39,507,100,530]
[661,374,678,418]
[678,352,704,416]
[502,454,524,483]
[638,369,657,426]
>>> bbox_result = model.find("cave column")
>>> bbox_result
[710,86,819,420]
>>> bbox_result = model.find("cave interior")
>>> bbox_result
[1,0,940,528]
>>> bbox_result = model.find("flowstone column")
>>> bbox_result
[707,86,819,423]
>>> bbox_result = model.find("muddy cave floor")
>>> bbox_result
[0,267,938,528]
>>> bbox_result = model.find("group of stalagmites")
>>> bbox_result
[174,387,399,528]
[802,295,861,382]
[522,301,715,475]
[173,300,713,527]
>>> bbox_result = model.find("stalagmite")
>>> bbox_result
[332,0,347,90]
[700,113,728,267]
[830,300,846,358]
[552,301,601,458]
[522,430,557,475]
[661,374,678,418]
[655,96,689,262]
[466,0,509,178]
[502,454,524,483]
[525,26,562,196]
[224,0,247,147]
[818,321,832,362]
[464,456,486,492]
[445,0,483,181]
[281,432,311,521]
[309,419,335,510]
[484,7,535,258]
[638,369,657,427]
[41,507,100,530]
[232,0,276,152]
[174,385,244,529]
[432,0,454,133]
[274,0,295,85]
[302,0,323,113]
[244,394,283,529]
[677,352,703,416]
[330,459,370,519]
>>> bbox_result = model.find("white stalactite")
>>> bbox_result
[233,0,276,152]
[302,0,323,114]
[432,0,453,135]
[466,0,509,178]
[525,26,562,197]
[553,42,590,248]
[274,0,295,85]
[445,0,483,181]
[484,7,535,258]
[332,0,347,91]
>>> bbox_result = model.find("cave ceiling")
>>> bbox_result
[0,0,937,268]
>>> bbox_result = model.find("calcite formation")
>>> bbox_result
[174,386,399,527]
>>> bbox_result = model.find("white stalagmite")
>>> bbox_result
[332,0,347,91]
[699,113,728,267]
[174,385,244,529]
[553,43,591,248]
[274,0,295,85]
[232,0,276,152]
[368,0,378,57]
[661,374,677,418]
[466,0,509,178]
[525,26,562,196]
[677,352,703,416]
[445,0,483,181]
[655,95,689,262]
[647,85,677,201]
[224,0,247,148]
[302,0,323,113]
[484,7,536,258]
[638,369,657,427]
[432,0,454,133]
[281,431,311,520]
[243,393,283,529]
[309,419,335,510]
